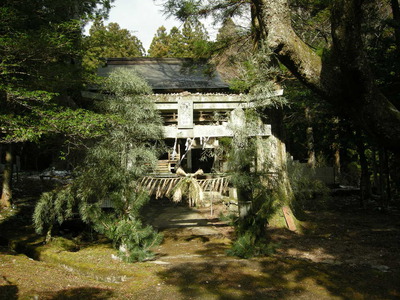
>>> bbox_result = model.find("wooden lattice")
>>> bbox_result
[140,176,230,199]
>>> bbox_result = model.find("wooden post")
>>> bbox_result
[0,144,13,209]
[187,149,192,173]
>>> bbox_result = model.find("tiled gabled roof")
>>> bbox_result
[98,58,230,93]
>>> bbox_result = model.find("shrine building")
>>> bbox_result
[84,57,278,176]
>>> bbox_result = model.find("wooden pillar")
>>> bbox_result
[0,144,13,209]
[187,149,193,173]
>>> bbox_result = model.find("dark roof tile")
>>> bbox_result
[98,58,230,92]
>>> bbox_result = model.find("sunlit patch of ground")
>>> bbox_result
[1,191,400,299]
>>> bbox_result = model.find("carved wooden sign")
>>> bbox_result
[178,98,193,129]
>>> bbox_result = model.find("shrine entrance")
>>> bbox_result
[190,148,214,173]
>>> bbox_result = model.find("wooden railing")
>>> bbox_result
[139,175,230,199]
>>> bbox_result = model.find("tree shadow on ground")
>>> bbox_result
[1,175,53,236]
[40,287,114,300]
[0,276,18,300]
[156,197,400,299]
[0,197,41,255]
[157,259,304,299]
[142,201,231,232]
[158,245,399,299]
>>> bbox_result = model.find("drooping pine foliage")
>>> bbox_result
[224,108,279,258]
[223,48,296,257]
[33,69,164,262]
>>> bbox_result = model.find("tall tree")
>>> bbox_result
[257,0,400,151]
[148,26,172,57]
[83,20,145,71]
[0,0,112,208]
[169,26,185,56]
[212,18,252,82]
[0,145,12,209]
[162,0,400,152]
[180,18,210,57]
[148,18,210,58]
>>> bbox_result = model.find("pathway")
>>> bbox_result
[143,203,234,263]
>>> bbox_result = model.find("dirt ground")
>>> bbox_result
[1,179,400,299]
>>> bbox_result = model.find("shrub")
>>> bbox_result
[33,69,164,261]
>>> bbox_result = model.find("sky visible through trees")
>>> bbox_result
[84,0,221,51]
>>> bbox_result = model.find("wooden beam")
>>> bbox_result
[163,124,271,138]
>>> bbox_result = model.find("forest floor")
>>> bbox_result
[0,176,400,299]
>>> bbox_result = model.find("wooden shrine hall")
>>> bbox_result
[83,58,279,202]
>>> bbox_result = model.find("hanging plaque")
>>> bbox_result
[178,98,193,129]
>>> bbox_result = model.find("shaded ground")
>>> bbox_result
[142,201,234,264]
[0,178,399,299]
[271,209,400,271]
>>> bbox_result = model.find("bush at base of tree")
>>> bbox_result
[225,109,290,258]
[227,228,278,259]
[33,68,165,262]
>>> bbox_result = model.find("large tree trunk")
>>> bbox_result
[259,109,300,231]
[253,0,400,152]
[0,144,13,209]
[330,0,400,151]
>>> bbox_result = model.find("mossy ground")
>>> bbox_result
[1,189,400,299]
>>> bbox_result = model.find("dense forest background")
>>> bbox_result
[1,2,400,298]
[1,0,400,259]
[2,0,399,206]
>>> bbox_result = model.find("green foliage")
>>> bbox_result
[226,180,283,259]
[226,178,287,258]
[148,19,210,58]
[180,18,209,56]
[229,44,284,100]
[223,108,286,258]
[162,0,248,23]
[218,211,237,225]
[147,26,172,57]
[33,69,164,262]
[283,76,339,165]
[103,68,151,96]
[290,0,331,50]
[0,88,109,143]
[33,188,76,236]
[111,219,163,262]
[0,1,110,91]
[83,20,145,71]
[227,231,278,259]
[0,0,112,145]
[211,17,253,83]
[363,1,400,108]
[163,0,202,22]
[211,41,290,258]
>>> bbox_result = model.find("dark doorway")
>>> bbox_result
[191,149,214,173]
